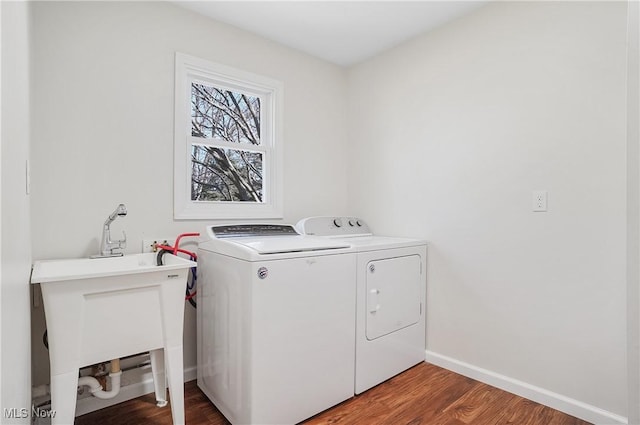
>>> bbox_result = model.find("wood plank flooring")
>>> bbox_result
[74,362,591,425]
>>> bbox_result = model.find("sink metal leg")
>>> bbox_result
[150,348,167,407]
[50,371,79,425]
[165,345,185,425]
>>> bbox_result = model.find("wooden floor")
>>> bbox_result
[75,363,591,425]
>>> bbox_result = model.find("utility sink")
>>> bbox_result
[31,253,196,425]
[32,252,193,282]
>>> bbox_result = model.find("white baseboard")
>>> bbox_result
[425,351,626,425]
[74,366,197,417]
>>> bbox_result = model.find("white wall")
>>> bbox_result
[1,1,32,423]
[628,1,640,423]
[29,1,348,386]
[347,1,627,423]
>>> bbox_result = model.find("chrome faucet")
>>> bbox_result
[95,204,127,257]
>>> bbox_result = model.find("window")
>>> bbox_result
[174,53,283,219]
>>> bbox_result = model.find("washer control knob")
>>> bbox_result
[333,218,343,228]
[356,220,363,227]
[348,220,355,227]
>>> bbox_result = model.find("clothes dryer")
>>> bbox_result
[197,224,356,424]
[297,217,427,394]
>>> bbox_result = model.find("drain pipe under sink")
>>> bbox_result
[78,359,122,399]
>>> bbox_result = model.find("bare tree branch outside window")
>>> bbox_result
[190,83,263,202]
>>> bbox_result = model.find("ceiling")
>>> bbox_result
[174,1,488,66]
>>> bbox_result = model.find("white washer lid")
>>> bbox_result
[228,235,350,254]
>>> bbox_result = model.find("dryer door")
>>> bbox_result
[366,254,421,340]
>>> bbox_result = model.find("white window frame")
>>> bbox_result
[174,52,283,220]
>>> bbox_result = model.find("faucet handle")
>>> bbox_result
[111,231,126,252]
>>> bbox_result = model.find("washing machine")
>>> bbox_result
[197,224,356,425]
[297,217,427,394]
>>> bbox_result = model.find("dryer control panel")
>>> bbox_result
[297,216,372,237]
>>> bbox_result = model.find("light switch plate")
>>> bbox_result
[532,190,548,212]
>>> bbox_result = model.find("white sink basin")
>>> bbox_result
[31,252,196,425]
[31,252,192,283]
